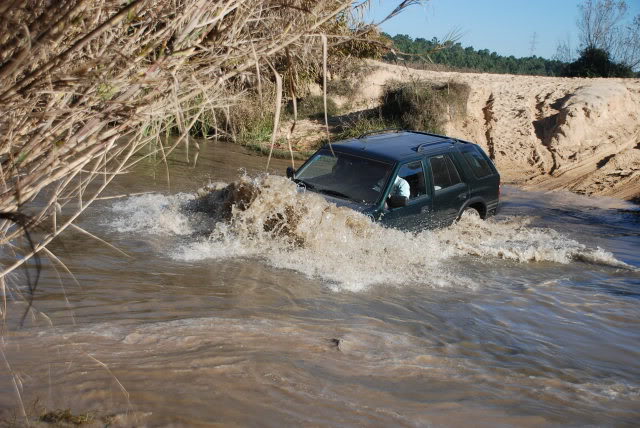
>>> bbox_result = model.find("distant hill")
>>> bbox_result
[383,33,567,77]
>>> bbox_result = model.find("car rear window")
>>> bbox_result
[461,147,494,178]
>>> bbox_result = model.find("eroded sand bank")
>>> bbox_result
[288,61,639,201]
[353,61,640,201]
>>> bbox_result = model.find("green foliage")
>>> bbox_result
[563,46,634,77]
[285,95,338,120]
[237,113,274,144]
[96,82,117,100]
[181,94,275,144]
[383,34,567,76]
[188,96,218,138]
[379,80,470,134]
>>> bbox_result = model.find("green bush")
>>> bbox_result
[237,114,274,143]
[189,97,218,138]
[222,96,275,143]
[379,79,470,133]
[563,46,634,78]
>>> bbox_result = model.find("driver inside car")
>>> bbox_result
[390,175,410,199]
[375,174,411,210]
[373,175,411,199]
[373,174,410,199]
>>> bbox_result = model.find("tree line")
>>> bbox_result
[381,1,639,78]
[382,34,567,76]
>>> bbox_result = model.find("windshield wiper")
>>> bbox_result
[317,188,351,200]
[295,181,351,201]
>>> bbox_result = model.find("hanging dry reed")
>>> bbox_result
[0,0,382,277]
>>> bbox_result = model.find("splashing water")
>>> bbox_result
[105,174,632,291]
[438,212,632,268]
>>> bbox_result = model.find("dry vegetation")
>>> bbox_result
[0,0,418,283]
[380,79,470,134]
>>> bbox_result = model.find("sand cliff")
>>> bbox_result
[350,61,640,201]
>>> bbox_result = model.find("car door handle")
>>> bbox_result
[457,193,467,200]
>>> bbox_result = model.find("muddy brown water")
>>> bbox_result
[1,141,639,427]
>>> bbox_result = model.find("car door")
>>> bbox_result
[379,160,432,231]
[427,153,469,227]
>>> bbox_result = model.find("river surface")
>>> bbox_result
[1,141,639,427]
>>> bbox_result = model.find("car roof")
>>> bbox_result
[323,130,469,163]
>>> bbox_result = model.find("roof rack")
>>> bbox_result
[355,129,470,151]
[357,128,403,139]
[416,141,449,152]
[357,128,463,141]
[408,130,472,145]
[406,130,453,139]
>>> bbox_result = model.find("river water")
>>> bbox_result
[1,141,639,426]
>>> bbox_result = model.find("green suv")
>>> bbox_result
[287,130,500,230]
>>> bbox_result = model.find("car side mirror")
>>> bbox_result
[387,195,408,208]
[286,166,295,179]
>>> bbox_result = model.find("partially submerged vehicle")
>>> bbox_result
[287,130,500,230]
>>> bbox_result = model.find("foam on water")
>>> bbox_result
[438,213,632,268]
[108,193,196,235]
[104,174,632,290]
[107,192,215,235]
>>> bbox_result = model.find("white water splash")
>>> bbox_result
[107,193,214,236]
[438,214,632,268]
[104,175,632,290]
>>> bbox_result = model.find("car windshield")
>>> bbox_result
[294,150,393,205]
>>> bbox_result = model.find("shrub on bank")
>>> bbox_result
[332,116,400,141]
[380,79,470,134]
[286,95,339,120]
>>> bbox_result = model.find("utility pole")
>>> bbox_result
[529,32,538,56]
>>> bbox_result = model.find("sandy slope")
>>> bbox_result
[345,60,640,201]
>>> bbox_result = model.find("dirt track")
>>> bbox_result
[349,61,640,201]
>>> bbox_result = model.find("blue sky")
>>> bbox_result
[367,0,640,60]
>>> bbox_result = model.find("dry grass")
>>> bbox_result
[0,0,372,279]
[39,408,94,425]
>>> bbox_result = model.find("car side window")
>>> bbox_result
[461,147,493,178]
[390,160,427,200]
[429,154,462,191]
[402,160,427,199]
